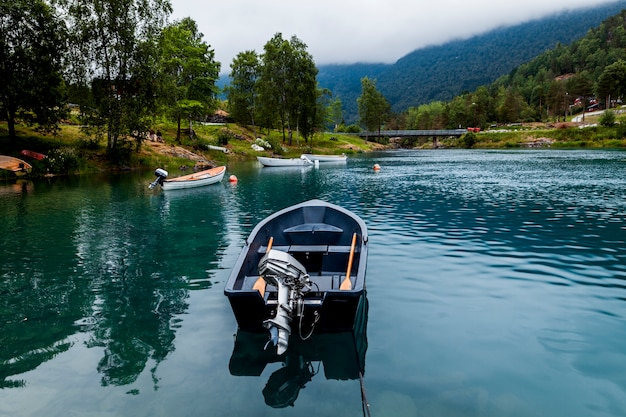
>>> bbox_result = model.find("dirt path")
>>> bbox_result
[146,141,208,161]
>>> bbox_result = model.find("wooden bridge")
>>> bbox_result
[357,129,467,138]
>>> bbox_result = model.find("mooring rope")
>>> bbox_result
[359,371,372,417]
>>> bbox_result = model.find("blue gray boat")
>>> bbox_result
[224,199,369,355]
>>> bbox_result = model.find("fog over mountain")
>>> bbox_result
[172,0,619,68]
[316,0,626,123]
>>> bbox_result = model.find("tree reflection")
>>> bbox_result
[0,176,226,389]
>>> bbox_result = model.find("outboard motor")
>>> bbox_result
[258,249,312,355]
[148,168,168,189]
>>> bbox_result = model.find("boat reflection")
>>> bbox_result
[229,296,368,408]
[0,179,33,196]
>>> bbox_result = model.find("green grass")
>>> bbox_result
[0,120,377,177]
[4,117,626,178]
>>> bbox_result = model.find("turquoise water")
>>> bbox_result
[1,149,626,416]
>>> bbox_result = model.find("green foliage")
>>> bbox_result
[406,101,446,129]
[217,128,238,145]
[0,0,68,139]
[227,50,260,127]
[327,98,344,130]
[45,148,80,174]
[257,33,320,144]
[256,33,319,144]
[337,124,361,133]
[460,132,477,148]
[388,9,626,129]
[65,0,171,155]
[158,17,221,141]
[600,110,616,127]
[74,137,102,150]
[264,134,284,155]
[357,77,391,132]
[494,10,626,120]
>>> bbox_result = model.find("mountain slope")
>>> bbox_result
[317,0,626,124]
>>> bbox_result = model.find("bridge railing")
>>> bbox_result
[358,129,467,137]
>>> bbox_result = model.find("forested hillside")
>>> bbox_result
[317,0,626,124]
[402,9,626,132]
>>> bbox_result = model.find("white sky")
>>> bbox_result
[169,0,619,72]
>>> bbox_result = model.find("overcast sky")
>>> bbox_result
[170,0,618,72]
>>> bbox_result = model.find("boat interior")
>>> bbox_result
[232,207,365,300]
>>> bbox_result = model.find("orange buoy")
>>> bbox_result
[229,174,238,183]
[373,164,381,171]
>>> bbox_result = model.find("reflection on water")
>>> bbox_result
[229,296,368,409]
[1,150,626,417]
[0,174,228,390]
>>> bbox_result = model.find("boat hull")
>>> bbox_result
[0,155,32,176]
[301,154,347,163]
[161,166,225,190]
[229,295,368,378]
[224,199,368,333]
[257,156,313,167]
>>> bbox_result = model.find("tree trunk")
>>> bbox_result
[581,95,586,122]
[6,107,16,139]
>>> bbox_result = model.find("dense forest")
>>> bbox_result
[318,0,626,124]
[401,8,626,131]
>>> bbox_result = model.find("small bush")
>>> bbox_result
[45,148,80,174]
[600,110,616,127]
[342,124,361,133]
[265,136,283,155]
[217,129,231,145]
[460,132,477,148]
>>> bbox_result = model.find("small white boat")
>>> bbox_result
[301,153,347,163]
[149,165,226,190]
[257,155,313,167]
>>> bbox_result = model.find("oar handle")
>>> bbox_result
[340,233,357,290]
[253,237,274,296]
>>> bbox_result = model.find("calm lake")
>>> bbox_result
[1,149,626,417]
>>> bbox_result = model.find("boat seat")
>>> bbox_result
[328,245,354,253]
[288,245,328,253]
[257,245,289,254]
[283,223,343,234]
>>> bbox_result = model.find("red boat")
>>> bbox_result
[20,150,47,160]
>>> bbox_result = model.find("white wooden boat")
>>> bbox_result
[301,153,347,163]
[0,155,32,176]
[149,165,226,190]
[257,155,313,167]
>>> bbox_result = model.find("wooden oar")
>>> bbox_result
[340,233,357,290]
[253,237,273,296]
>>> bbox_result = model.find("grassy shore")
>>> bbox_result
[0,120,384,178]
[2,113,626,179]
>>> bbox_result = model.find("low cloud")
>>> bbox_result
[170,0,618,69]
